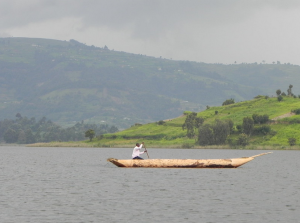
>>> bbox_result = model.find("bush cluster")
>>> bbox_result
[292,109,300,115]
[222,98,235,106]
[197,119,233,146]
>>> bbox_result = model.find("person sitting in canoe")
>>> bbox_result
[132,142,147,159]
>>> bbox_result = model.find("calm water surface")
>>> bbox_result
[0,146,299,223]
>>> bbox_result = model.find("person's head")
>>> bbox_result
[136,143,140,147]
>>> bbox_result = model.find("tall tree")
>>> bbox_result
[182,112,204,139]
[198,124,214,145]
[25,129,36,144]
[4,128,18,143]
[16,113,22,119]
[287,84,293,96]
[17,130,26,144]
[85,129,95,141]
[242,117,254,136]
[213,119,230,145]
[227,119,234,134]
[276,89,281,96]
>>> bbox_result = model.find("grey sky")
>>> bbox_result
[1,0,300,64]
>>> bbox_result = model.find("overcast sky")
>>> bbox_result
[1,0,300,65]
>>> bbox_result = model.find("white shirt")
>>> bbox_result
[132,144,144,158]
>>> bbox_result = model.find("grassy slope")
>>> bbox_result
[50,95,297,148]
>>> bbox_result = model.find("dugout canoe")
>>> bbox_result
[107,152,272,168]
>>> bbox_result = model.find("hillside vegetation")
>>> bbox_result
[72,95,300,149]
[1,37,300,129]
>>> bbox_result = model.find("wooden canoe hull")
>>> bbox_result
[107,152,271,168]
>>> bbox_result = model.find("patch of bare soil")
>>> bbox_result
[272,112,295,121]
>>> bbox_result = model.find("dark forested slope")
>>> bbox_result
[0,37,299,128]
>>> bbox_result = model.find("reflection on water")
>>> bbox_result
[0,146,299,223]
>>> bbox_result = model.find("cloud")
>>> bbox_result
[2,0,300,64]
[2,0,300,38]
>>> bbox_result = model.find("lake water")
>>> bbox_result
[0,146,299,223]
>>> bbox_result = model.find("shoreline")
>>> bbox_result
[23,142,300,150]
[0,143,27,147]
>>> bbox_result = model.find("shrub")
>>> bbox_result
[253,125,271,135]
[97,135,104,140]
[157,120,165,125]
[165,135,177,140]
[287,119,300,124]
[227,119,234,134]
[104,134,118,139]
[277,95,283,101]
[215,111,218,115]
[236,133,248,146]
[226,138,235,146]
[252,114,269,124]
[222,98,235,106]
[236,124,242,133]
[181,143,193,148]
[270,130,277,136]
[242,117,254,136]
[288,138,296,146]
[292,109,300,115]
[121,135,132,139]
[254,95,263,99]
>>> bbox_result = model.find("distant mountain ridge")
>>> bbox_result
[0,37,299,128]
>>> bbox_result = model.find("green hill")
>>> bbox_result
[75,95,300,149]
[1,37,300,129]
